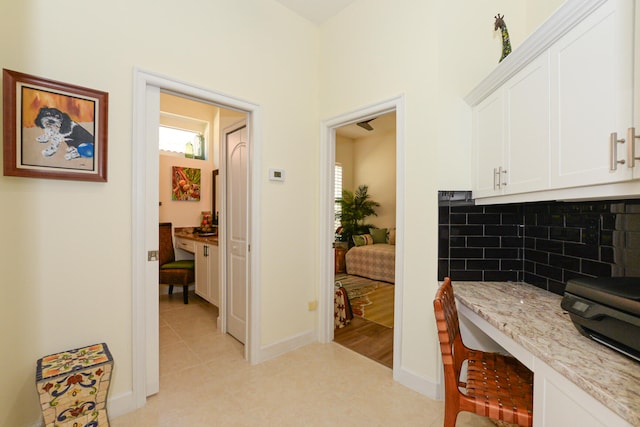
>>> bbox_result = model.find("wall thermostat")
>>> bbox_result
[269,168,285,182]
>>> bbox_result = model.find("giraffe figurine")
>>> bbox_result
[494,13,512,62]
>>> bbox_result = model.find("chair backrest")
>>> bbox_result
[159,222,175,266]
[433,278,468,391]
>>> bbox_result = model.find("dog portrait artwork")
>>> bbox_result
[3,69,108,181]
[34,107,95,160]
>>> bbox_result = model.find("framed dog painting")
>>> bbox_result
[3,69,108,182]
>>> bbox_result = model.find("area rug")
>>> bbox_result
[335,274,394,328]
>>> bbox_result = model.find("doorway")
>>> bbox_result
[319,96,405,375]
[332,111,396,368]
[132,69,259,405]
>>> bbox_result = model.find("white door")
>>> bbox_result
[225,124,248,343]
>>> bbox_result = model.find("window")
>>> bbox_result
[334,163,343,232]
[159,112,208,158]
[159,126,201,154]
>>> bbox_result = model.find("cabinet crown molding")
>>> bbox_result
[464,0,608,107]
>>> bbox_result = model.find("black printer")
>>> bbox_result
[561,277,640,362]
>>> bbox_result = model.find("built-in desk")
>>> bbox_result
[453,281,639,427]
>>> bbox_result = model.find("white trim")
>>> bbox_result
[255,330,317,363]
[131,68,261,410]
[464,0,608,106]
[394,366,442,401]
[319,94,406,383]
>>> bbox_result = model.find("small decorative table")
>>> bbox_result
[36,343,113,427]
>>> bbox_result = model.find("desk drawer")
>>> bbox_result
[175,238,195,253]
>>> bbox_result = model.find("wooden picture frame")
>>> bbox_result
[3,69,108,182]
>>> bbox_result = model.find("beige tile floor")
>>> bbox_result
[112,291,496,427]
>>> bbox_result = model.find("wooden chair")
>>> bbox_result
[159,222,195,304]
[433,278,533,427]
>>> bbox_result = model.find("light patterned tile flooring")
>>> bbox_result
[112,291,495,427]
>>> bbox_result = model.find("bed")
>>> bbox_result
[345,243,395,283]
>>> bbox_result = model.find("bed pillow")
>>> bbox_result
[369,228,387,244]
[386,228,396,245]
[352,234,374,246]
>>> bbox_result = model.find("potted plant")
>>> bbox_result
[335,185,380,247]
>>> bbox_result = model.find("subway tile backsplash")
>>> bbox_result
[438,192,640,295]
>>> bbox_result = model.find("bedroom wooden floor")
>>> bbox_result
[334,316,393,369]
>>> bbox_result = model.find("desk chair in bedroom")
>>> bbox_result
[159,222,195,304]
[433,278,534,427]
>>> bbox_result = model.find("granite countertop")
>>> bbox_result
[174,227,219,245]
[453,281,639,426]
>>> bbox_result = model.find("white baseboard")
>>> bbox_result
[107,390,138,420]
[394,366,443,401]
[255,330,316,363]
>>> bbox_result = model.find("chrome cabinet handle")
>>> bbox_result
[493,167,498,190]
[627,128,640,168]
[610,132,626,171]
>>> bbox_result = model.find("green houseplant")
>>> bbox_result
[335,185,380,246]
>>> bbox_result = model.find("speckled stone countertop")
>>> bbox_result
[174,227,219,245]
[453,281,639,426]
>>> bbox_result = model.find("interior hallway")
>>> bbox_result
[112,291,495,426]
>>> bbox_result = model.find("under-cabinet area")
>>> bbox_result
[454,281,639,427]
[174,230,220,308]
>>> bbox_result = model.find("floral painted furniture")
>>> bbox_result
[36,343,113,427]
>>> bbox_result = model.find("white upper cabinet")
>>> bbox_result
[549,0,634,188]
[467,0,638,202]
[505,52,551,194]
[473,90,505,198]
[473,53,550,198]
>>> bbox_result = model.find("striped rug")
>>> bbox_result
[335,274,394,328]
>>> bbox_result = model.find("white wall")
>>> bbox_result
[320,0,443,391]
[319,0,561,395]
[336,131,396,229]
[352,131,396,229]
[0,0,319,425]
[336,135,355,191]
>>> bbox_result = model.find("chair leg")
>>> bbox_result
[183,285,189,304]
[168,285,174,295]
[443,401,459,427]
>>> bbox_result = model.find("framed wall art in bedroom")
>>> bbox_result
[2,69,108,182]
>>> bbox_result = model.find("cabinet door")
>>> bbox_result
[505,53,550,194]
[208,245,220,307]
[194,242,209,301]
[550,0,634,188]
[533,358,632,427]
[633,1,640,178]
[473,90,505,198]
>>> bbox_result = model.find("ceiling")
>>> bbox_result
[274,0,357,24]
[336,112,396,139]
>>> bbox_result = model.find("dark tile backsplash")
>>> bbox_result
[438,192,640,295]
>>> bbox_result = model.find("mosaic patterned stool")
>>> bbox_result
[36,343,113,427]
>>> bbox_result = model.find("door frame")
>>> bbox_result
[131,68,261,407]
[318,95,405,376]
